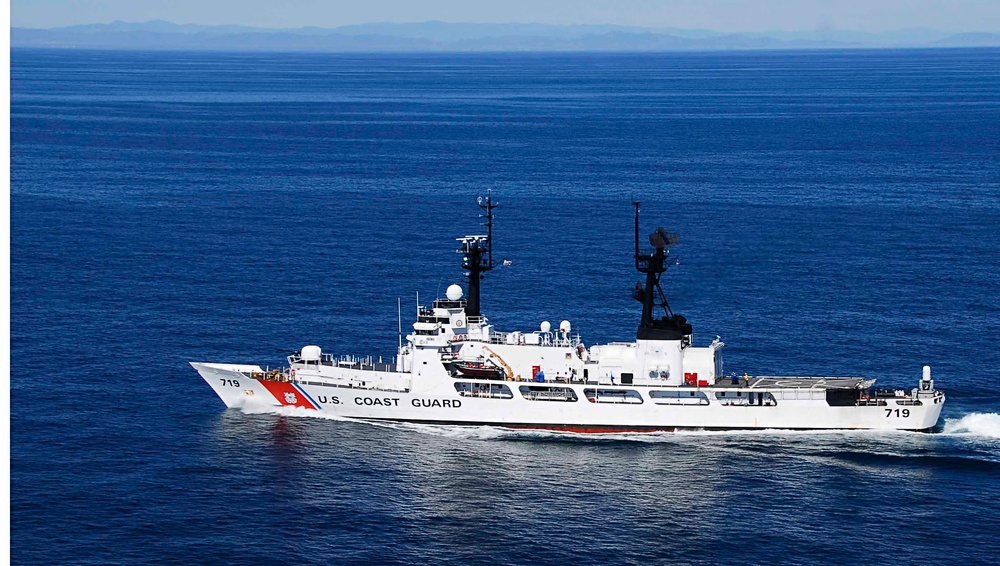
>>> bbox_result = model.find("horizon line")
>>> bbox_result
[13,19,1000,34]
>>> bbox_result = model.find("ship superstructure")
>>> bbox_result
[191,195,945,432]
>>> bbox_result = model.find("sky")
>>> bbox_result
[10,0,1000,32]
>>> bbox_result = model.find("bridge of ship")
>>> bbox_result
[452,331,583,348]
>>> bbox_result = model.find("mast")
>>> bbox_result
[459,191,497,318]
[631,201,691,341]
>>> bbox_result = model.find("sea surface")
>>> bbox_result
[10,48,1000,565]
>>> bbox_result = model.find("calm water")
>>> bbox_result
[11,48,1000,565]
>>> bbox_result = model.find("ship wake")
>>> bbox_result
[941,413,1000,438]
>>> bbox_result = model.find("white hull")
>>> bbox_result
[193,362,944,432]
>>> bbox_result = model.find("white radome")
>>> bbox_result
[560,320,571,333]
[300,345,322,361]
[540,321,551,333]
[446,284,464,301]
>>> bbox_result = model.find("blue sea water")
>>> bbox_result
[10,48,1000,565]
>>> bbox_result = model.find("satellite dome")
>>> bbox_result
[540,321,551,333]
[446,284,464,301]
[560,320,571,333]
[300,345,322,361]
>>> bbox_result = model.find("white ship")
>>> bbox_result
[192,195,945,433]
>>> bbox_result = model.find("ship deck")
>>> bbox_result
[746,377,869,389]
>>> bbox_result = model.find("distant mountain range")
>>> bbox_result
[12,20,1000,51]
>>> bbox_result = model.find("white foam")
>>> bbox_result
[240,404,355,422]
[371,421,538,441]
[941,413,1000,438]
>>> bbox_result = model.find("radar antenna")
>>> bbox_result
[631,200,691,341]
[458,191,497,318]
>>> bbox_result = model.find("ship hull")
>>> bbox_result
[192,362,944,432]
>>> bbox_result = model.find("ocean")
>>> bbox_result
[10,48,1000,565]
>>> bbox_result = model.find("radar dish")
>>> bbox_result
[649,227,681,249]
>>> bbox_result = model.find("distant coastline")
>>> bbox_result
[12,20,1000,52]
